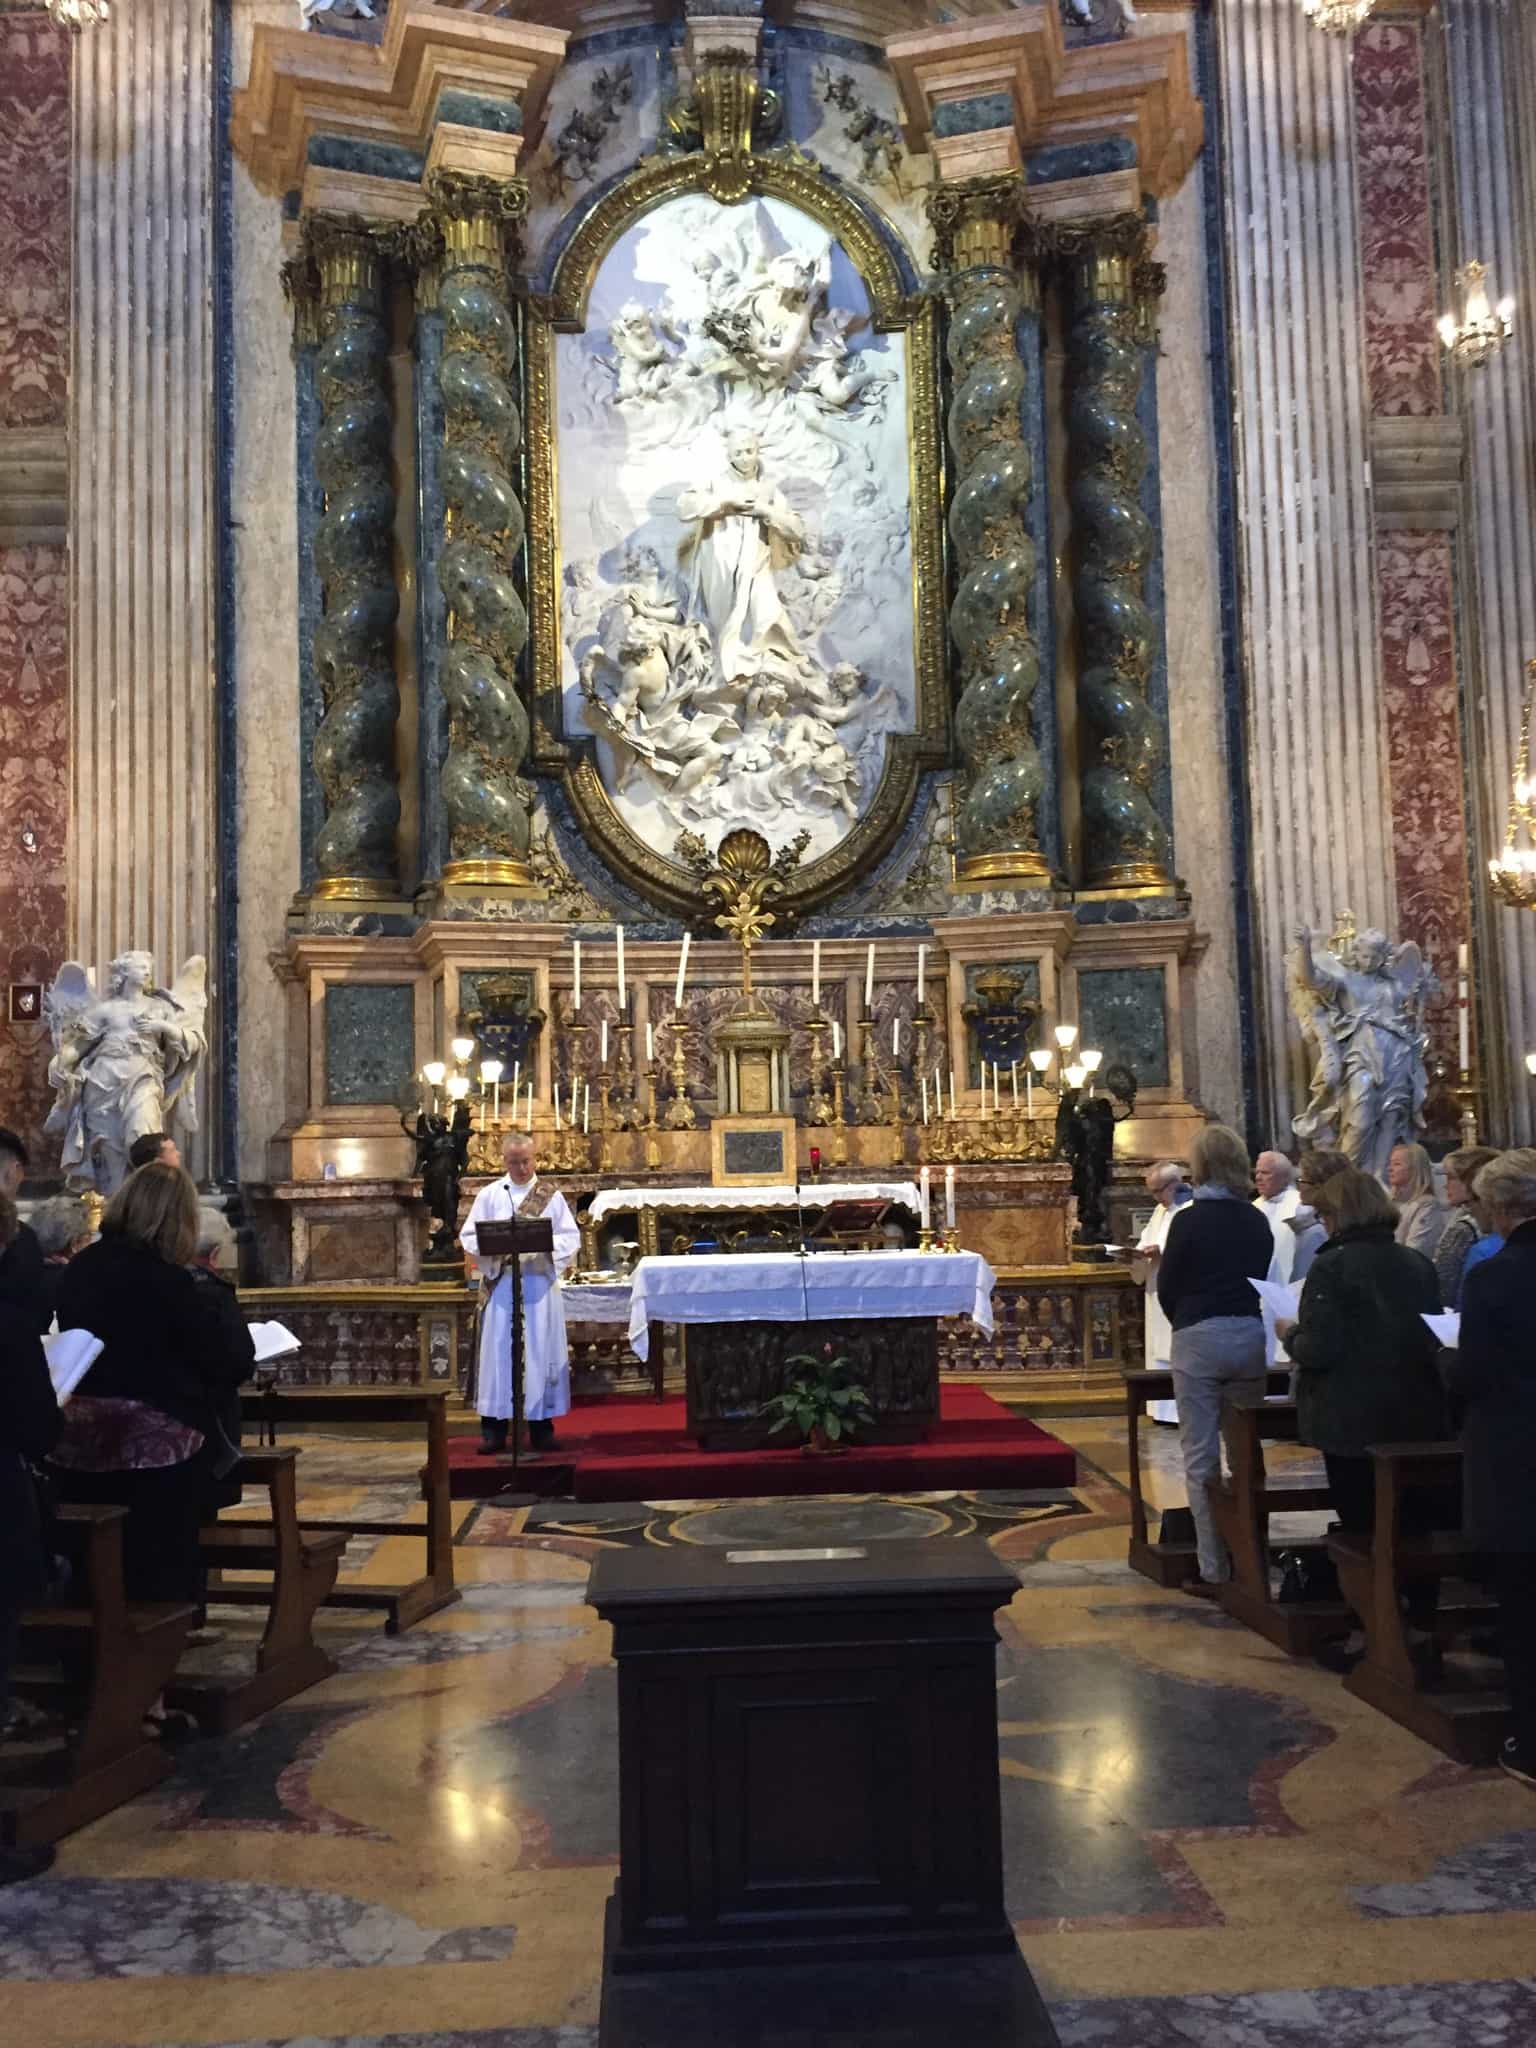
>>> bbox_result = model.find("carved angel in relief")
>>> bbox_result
[45,953,208,1195]
[1289,919,1435,1179]
[299,0,374,27]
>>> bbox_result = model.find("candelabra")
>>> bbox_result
[804,1013,837,1126]
[1439,260,1515,374]
[596,1067,614,1175]
[829,1062,849,1168]
[642,1062,662,1171]
[610,1007,644,1133]
[1490,660,1536,910]
[853,1010,900,1127]
[664,1020,696,1130]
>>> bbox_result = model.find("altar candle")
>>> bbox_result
[1026,1067,1034,1116]
[600,1020,608,1065]
[674,930,690,1010]
[920,1073,929,1125]
[832,1019,842,1063]
[493,1077,500,1122]
[865,943,875,1011]
[812,938,821,1007]
[583,1082,591,1134]
[949,1068,958,1115]
[892,1017,900,1059]
[919,1165,931,1230]
[616,926,626,1009]
[1457,940,1471,1075]
[1011,1061,1019,1108]
[645,1021,655,1064]
[916,944,927,1010]
[554,1082,562,1130]
[572,942,581,1013]
[944,1164,956,1229]
[993,1062,1002,1112]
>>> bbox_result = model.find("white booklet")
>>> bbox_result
[43,1327,103,1404]
[247,1319,302,1365]
[1249,1277,1301,1323]
[1422,1310,1461,1349]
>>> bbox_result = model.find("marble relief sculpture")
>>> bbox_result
[298,0,374,24]
[44,953,208,1196]
[557,196,912,864]
[1289,916,1436,1179]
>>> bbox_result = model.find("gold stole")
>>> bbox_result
[477,1179,559,1306]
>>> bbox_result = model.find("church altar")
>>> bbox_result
[589,1181,921,1224]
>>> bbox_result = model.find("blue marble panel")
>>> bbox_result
[1026,138,1136,184]
[933,92,1014,139]
[306,134,425,183]
[1075,966,1169,1088]
[324,983,415,1105]
[435,89,522,135]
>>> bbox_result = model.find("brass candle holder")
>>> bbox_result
[829,1060,849,1167]
[664,1020,696,1130]
[596,1067,614,1175]
[612,1008,644,1133]
[805,1012,836,1126]
[643,1062,662,1170]
[854,1009,894,1127]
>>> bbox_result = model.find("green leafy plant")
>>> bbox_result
[761,1348,874,1449]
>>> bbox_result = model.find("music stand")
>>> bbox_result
[474,1215,555,1481]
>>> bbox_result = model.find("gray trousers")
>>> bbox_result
[1169,1317,1269,1583]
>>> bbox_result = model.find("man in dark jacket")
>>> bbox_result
[0,1129,50,1335]
[1445,1149,1536,1792]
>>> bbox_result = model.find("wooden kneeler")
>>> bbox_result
[168,1449,348,1735]
[7,1504,194,1847]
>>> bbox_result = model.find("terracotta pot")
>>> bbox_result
[802,1427,846,1455]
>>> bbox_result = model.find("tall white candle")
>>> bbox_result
[812,938,821,1007]
[493,1077,500,1122]
[1458,944,1471,1074]
[993,1062,1002,1112]
[600,1019,608,1064]
[919,1165,931,1230]
[554,1082,562,1130]
[831,1019,842,1063]
[526,1080,534,1131]
[583,1082,591,1134]
[1026,1067,1034,1116]
[572,942,581,1012]
[616,925,626,1008]
[646,1021,655,1064]
[892,1017,901,1058]
[1011,1061,1019,1108]
[674,930,690,1010]
[921,1073,930,1125]
[865,943,875,1010]
[934,1066,944,1119]
[916,944,927,1009]
[944,1164,956,1229]
[949,1068,958,1114]
[511,1062,520,1115]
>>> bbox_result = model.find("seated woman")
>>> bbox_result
[1279,1168,1446,1669]
[29,1194,95,1323]
[50,1165,255,1635]
[1433,1147,1499,1311]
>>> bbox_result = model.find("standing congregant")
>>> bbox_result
[461,1134,581,1456]
[1253,1151,1302,1284]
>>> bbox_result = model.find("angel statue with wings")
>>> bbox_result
[1289,915,1436,1180]
[44,952,209,1195]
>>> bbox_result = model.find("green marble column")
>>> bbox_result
[1063,215,1172,891]
[426,168,533,888]
[306,216,402,899]
[929,175,1051,886]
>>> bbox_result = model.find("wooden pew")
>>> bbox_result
[1209,1399,1352,1655]
[5,1505,194,1847]
[1123,1367,1290,1586]
[1328,1443,1509,1765]
[239,1384,461,1634]
[167,1449,347,1735]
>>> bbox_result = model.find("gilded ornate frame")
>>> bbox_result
[524,149,948,923]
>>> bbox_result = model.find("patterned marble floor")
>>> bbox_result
[3,1415,1534,2048]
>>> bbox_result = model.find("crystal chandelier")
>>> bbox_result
[1301,0,1374,35]
[1490,659,1536,911]
[45,0,110,25]
[1439,260,1515,370]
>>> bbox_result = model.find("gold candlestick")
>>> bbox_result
[643,1064,662,1170]
[805,1013,835,1126]
[830,1061,849,1167]
[597,1070,613,1174]
[665,1021,696,1130]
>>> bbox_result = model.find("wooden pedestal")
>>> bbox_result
[683,1315,939,1448]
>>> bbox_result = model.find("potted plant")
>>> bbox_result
[761,1348,874,1453]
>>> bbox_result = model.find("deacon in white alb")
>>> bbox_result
[460,1133,581,1455]
[1133,1161,1192,1424]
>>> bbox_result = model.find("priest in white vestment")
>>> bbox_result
[460,1133,581,1455]
[1254,1151,1302,1365]
[1133,1161,1191,1423]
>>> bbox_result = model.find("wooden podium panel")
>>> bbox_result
[683,1314,939,1448]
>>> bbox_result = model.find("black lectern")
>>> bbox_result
[474,1215,555,1477]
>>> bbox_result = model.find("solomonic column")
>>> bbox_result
[425,167,533,889]
[1061,214,1173,892]
[928,175,1052,887]
[304,215,402,900]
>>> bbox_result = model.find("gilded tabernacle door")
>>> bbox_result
[525,154,947,919]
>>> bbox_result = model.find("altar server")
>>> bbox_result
[461,1134,581,1456]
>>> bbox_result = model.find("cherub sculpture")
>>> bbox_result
[45,952,208,1195]
[299,0,374,26]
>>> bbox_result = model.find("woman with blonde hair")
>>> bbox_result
[1156,1124,1278,1594]
[50,1163,254,1632]
[1432,1145,1499,1309]
[1387,1141,1450,1259]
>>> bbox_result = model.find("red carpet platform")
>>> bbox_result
[447,1386,1076,1503]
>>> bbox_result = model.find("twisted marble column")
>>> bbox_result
[308,217,402,897]
[1063,216,1171,890]
[929,177,1050,884]
[427,169,532,886]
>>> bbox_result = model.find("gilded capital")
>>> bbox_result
[927,173,1025,277]
[423,168,530,275]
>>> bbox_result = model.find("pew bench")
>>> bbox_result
[167,1449,347,1736]
[1209,1399,1352,1655]
[4,1504,194,1847]
[1327,1443,1509,1765]
[1123,1367,1290,1587]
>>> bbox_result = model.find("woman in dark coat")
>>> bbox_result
[0,1192,62,1884]
[52,1164,254,1608]
[1445,1149,1536,1792]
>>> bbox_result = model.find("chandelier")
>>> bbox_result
[1439,260,1515,370]
[1490,659,1536,911]
[1301,0,1374,34]
[45,0,110,24]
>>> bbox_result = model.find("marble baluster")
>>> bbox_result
[1062,215,1171,892]
[428,169,533,887]
[306,217,401,898]
[928,176,1050,887]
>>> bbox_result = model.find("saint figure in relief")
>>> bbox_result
[676,428,811,691]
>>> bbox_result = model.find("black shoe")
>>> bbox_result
[1315,1638,1364,1676]
[477,1420,509,1456]
[1498,1739,1536,1791]
[0,1843,55,1887]
[528,1420,556,1453]
[1180,1577,1223,1601]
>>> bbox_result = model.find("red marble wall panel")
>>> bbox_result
[1354,21,1442,419]
[0,15,70,1164]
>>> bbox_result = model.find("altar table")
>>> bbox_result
[588,1181,922,1259]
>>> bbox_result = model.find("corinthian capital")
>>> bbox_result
[926,172,1024,274]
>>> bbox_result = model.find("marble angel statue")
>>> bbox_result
[1289,917,1435,1179]
[45,952,208,1196]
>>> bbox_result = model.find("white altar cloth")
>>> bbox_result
[588,1181,922,1224]
[561,1281,633,1326]
[625,1250,996,1361]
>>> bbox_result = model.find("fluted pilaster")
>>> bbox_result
[1062,215,1171,892]
[1445,0,1536,1141]
[428,168,532,887]
[928,177,1050,886]
[69,0,217,1147]
[1216,0,1391,1138]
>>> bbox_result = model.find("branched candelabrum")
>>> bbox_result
[664,1018,696,1130]
[805,1013,836,1127]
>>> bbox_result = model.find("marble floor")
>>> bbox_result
[4,1415,1534,2048]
